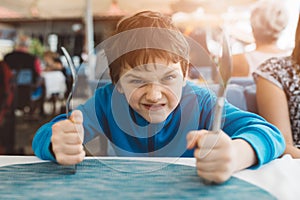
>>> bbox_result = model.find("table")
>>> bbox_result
[0,155,299,199]
[42,71,66,99]
[42,71,67,114]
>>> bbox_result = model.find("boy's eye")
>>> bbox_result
[162,74,177,82]
[129,79,145,84]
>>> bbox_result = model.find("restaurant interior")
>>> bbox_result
[0,0,299,155]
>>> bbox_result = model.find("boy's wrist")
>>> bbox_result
[232,139,257,172]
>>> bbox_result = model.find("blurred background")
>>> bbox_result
[0,0,299,155]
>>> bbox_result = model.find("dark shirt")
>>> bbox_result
[4,50,40,83]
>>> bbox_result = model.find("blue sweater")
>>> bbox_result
[32,82,285,168]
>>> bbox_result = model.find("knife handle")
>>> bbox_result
[212,96,225,132]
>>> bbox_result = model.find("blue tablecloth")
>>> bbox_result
[0,159,275,199]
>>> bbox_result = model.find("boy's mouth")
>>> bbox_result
[142,103,166,111]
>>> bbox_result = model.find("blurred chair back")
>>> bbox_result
[13,69,35,110]
[226,84,248,111]
[16,69,32,85]
[228,77,255,87]
[207,75,259,113]
[228,77,258,113]
[244,84,258,114]
[207,83,248,111]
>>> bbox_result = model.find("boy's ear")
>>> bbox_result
[183,76,187,87]
[116,83,124,93]
[183,66,189,86]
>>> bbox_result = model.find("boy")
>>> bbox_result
[33,11,285,183]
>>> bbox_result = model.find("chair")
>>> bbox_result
[13,69,45,115]
[14,69,34,110]
[189,66,214,83]
[228,77,255,87]
[207,83,248,111]
[227,77,258,114]
[226,84,248,111]
[244,84,258,114]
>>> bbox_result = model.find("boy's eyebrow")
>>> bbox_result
[123,66,179,79]
[123,73,141,79]
[128,67,177,74]
[164,69,178,75]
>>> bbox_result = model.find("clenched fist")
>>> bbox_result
[51,110,85,165]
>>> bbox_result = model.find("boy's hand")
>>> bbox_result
[51,110,85,165]
[186,130,237,184]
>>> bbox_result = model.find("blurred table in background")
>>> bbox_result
[42,71,66,115]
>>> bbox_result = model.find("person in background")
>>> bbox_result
[232,0,290,77]
[43,51,64,72]
[4,34,45,116]
[185,27,217,84]
[0,61,15,154]
[253,13,300,158]
[33,11,285,184]
[43,50,72,95]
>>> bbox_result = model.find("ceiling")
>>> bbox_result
[0,0,257,20]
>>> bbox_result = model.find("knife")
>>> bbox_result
[211,31,232,132]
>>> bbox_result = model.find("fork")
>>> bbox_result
[61,46,78,174]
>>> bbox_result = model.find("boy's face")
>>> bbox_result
[117,59,186,123]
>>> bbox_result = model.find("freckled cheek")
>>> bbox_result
[166,91,181,109]
[126,91,143,108]
[169,96,180,109]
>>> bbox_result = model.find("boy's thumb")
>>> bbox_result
[69,110,83,124]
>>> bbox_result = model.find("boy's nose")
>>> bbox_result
[145,84,162,102]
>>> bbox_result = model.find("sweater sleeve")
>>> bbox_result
[32,86,107,161]
[194,85,285,168]
[32,114,68,161]
[221,103,285,168]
